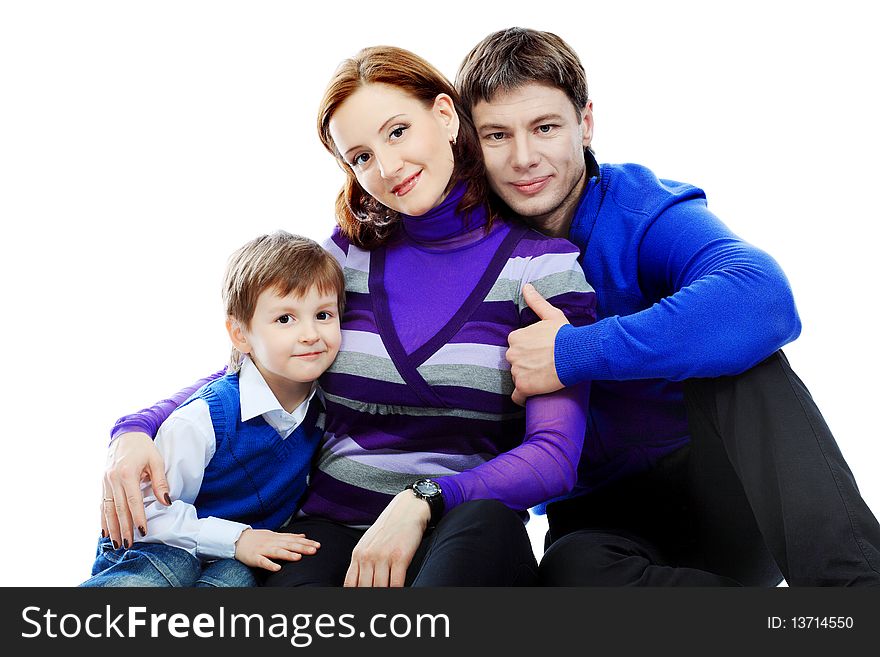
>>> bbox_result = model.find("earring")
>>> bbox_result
[450,133,457,146]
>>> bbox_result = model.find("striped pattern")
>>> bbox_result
[302,222,596,525]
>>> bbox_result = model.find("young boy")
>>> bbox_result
[82,231,345,587]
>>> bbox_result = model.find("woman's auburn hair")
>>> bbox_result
[317,46,494,250]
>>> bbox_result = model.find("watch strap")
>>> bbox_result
[406,479,444,526]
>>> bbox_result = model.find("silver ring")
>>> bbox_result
[102,498,114,503]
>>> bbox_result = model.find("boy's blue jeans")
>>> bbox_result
[80,537,258,587]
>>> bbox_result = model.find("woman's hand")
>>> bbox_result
[344,490,431,587]
[101,432,169,549]
[234,530,321,571]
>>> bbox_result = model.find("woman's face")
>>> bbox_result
[329,83,459,217]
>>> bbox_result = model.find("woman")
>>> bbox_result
[101,46,596,586]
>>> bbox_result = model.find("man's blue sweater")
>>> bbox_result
[555,156,801,493]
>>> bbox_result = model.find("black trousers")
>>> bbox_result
[540,350,880,586]
[264,499,539,587]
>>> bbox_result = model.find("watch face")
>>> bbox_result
[413,479,440,497]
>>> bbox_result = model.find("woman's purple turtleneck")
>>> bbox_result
[385,183,509,353]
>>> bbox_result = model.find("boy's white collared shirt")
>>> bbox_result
[139,357,319,561]
[238,354,318,438]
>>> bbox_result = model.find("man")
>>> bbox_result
[456,27,880,585]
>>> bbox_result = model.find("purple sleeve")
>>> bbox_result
[109,368,227,442]
[434,381,589,513]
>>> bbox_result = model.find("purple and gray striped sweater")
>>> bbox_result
[303,190,596,525]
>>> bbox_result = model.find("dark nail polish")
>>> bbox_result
[112,540,119,550]
[123,539,130,549]
[101,529,107,539]
[164,493,172,505]
[138,526,146,537]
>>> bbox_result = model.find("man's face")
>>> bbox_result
[471,83,592,235]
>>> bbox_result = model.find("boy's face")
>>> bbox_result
[471,82,592,236]
[229,284,341,408]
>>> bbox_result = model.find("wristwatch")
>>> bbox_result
[406,478,444,526]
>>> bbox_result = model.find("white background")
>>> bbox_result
[1,0,877,586]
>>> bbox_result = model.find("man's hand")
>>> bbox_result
[234,529,321,571]
[507,283,570,406]
[102,432,170,550]
[344,490,430,587]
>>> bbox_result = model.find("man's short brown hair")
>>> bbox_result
[456,28,589,115]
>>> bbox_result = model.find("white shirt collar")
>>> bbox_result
[238,356,317,428]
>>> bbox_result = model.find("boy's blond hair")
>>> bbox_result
[222,231,345,372]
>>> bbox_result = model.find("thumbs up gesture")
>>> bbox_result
[506,283,570,406]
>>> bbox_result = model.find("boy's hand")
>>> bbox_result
[234,529,321,571]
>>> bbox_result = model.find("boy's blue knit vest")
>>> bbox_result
[178,372,324,530]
